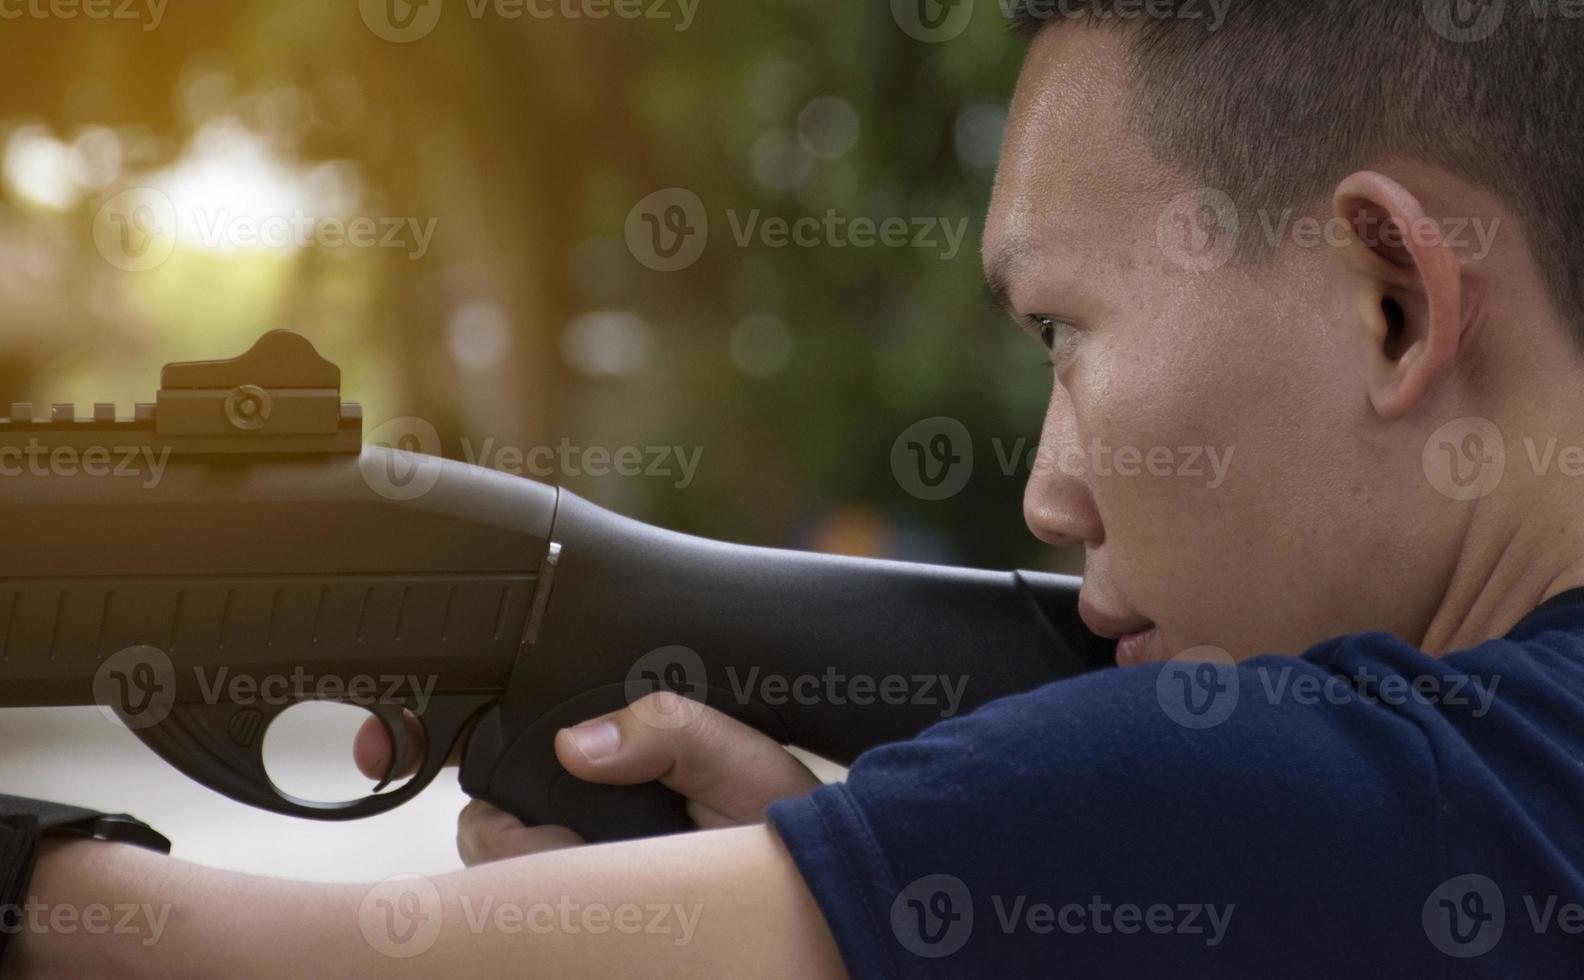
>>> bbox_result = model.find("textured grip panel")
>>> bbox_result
[0,573,535,704]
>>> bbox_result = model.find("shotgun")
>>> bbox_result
[0,331,1112,842]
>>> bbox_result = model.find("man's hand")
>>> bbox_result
[353,692,822,866]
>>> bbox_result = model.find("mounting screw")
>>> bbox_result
[224,385,272,431]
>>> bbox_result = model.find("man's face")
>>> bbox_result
[984,27,1459,664]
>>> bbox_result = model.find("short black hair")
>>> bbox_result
[1009,0,1584,342]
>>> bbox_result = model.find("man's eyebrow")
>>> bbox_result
[982,238,1030,316]
[984,268,1014,316]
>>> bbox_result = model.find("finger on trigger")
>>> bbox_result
[353,709,428,781]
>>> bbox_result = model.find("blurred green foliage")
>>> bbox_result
[0,1,1074,572]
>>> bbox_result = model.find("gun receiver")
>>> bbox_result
[0,331,1113,841]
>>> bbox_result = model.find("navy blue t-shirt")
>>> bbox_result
[769,592,1584,976]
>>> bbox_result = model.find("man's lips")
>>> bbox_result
[1113,626,1159,667]
[1077,595,1157,667]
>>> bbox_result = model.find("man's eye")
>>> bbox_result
[1031,316,1074,353]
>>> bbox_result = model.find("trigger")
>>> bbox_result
[370,703,409,794]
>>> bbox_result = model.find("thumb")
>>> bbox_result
[553,692,821,827]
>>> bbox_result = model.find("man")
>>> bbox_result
[10,1,1584,974]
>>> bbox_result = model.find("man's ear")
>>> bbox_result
[1332,171,1465,420]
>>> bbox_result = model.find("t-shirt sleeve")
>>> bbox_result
[769,641,1454,978]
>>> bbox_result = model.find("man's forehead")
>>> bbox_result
[986,27,1181,291]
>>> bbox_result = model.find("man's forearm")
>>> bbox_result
[10,826,845,979]
[10,840,354,980]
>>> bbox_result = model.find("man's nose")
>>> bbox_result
[1023,387,1104,549]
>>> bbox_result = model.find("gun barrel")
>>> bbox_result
[0,449,555,705]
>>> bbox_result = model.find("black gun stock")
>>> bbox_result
[0,331,1113,842]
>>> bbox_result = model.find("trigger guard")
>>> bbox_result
[368,703,410,794]
[123,694,497,821]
